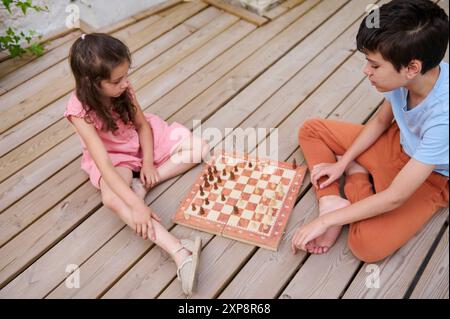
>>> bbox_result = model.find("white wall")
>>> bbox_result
[1,0,166,38]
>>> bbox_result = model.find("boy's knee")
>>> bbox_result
[347,223,391,263]
[298,118,324,141]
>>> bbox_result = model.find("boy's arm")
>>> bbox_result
[338,98,394,167]
[323,158,436,227]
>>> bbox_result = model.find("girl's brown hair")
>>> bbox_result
[69,33,136,132]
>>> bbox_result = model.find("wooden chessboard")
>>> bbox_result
[172,150,307,251]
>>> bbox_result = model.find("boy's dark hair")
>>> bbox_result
[357,0,449,74]
[69,33,136,132]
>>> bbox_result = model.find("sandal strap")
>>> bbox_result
[176,256,192,281]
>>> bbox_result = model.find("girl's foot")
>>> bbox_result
[307,195,351,254]
[131,178,147,199]
[172,237,202,296]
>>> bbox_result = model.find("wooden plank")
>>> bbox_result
[0,182,101,288]
[106,2,379,299]
[0,1,207,135]
[4,0,343,298]
[97,0,183,34]
[0,174,179,298]
[0,31,82,95]
[153,0,344,122]
[129,12,239,90]
[342,208,449,299]
[410,227,449,299]
[46,25,257,299]
[0,160,87,248]
[148,0,321,120]
[0,8,218,158]
[0,135,81,213]
[64,0,351,299]
[0,10,242,297]
[131,20,256,116]
[159,57,373,299]
[203,0,268,26]
[0,119,73,183]
[0,10,234,182]
[264,0,305,20]
[220,68,382,300]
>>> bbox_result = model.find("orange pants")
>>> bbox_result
[298,119,449,263]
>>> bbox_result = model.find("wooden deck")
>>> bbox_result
[0,0,448,299]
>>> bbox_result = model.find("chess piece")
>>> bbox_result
[213,182,218,190]
[203,174,208,181]
[208,166,212,174]
[204,180,210,188]
[205,197,210,205]
[233,206,239,215]
[208,173,214,182]
[213,166,218,174]
[199,185,204,196]
[217,176,222,184]
[221,193,226,201]
[234,165,238,173]
[249,161,253,168]
[292,158,297,169]
[199,207,206,215]
[191,203,196,211]
[230,171,235,180]
[222,168,227,176]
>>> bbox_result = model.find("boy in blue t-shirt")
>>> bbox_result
[292,0,449,262]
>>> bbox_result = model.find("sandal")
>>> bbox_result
[172,236,202,296]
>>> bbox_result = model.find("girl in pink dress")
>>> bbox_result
[66,33,209,296]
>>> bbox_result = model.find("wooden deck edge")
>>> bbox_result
[203,0,269,26]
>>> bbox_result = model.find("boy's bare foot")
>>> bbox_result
[307,195,351,254]
[131,178,147,199]
[305,157,369,254]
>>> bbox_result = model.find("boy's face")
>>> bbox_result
[100,60,130,98]
[362,51,411,92]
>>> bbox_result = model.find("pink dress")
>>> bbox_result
[64,92,191,189]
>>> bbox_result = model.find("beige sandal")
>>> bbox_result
[172,236,202,296]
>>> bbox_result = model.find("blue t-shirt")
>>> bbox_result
[384,62,449,177]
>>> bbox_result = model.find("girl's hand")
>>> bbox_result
[140,163,160,189]
[310,162,346,189]
[291,217,329,254]
[127,82,140,107]
[130,201,162,240]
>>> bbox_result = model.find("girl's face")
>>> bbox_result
[362,51,416,92]
[99,60,130,98]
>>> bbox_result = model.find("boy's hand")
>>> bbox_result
[291,217,329,254]
[311,162,346,189]
[140,163,160,189]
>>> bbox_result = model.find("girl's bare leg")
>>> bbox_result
[155,136,209,183]
[100,166,190,266]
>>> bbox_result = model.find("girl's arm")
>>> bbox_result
[68,116,157,240]
[128,84,160,188]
